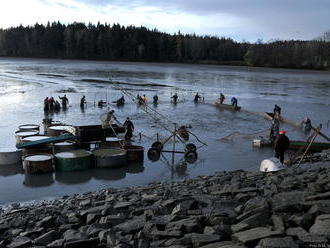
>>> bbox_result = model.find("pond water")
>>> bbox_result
[0,58,329,205]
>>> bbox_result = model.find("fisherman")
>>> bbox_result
[303,116,312,133]
[59,94,69,109]
[171,93,178,104]
[153,94,159,104]
[48,97,55,111]
[273,104,281,116]
[231,96,238,107]
[142,94,147,103]
[80,96,86,108]
[98,100,106,107]
[274,130,290,164]
[269,117,280,142]
[101,110,116,129]
[116,96,125,106]
[124,117,135,141]
[44,97,49,111]
[54,100,61,111]
[194,93,201,103]
[219,93,225,104]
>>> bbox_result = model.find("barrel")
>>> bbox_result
[93,148,127,168]
[23,154,54,174]
[99,137,123,149]
[124,145,144,162]
[22,135,50,143]
[0,149,23,165]
[55,150,92,172]
[54,142,76,153]
[15,130,39,144]
[47,125,74,137]
[22,146,53,156]
[18,124,40,132]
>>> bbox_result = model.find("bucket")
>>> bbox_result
[47,125,74,137]
[23,154,54,174]
[0,149,23,165]
[252,139,261,147]
[18,124,40,132]
[99,137,123,149]
[55,150,92,172]
[124,145,144,162]
[54,142,76,153]
[93,148,127,168]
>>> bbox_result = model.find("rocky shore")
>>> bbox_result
[1,162,330,248]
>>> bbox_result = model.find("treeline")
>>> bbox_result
[0,22,330,70]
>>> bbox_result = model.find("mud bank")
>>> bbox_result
[1,162,330,247]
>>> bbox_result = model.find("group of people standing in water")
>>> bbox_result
[44,95,69,112]
[217,93,238,107]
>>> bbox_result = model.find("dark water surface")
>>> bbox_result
[0,58,330,205]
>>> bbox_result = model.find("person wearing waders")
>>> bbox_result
[124,117,135,141]
[80,96,86,108]
[153,94,159,104]
[219,93,225,104]
[171,93,178,104]
[274,130,290,164]
[273,104,281,117]
[231,96,238,107]
[59,94,69,109]
[194,93,201,103]
[101,110,116,129]
[44,97,49,111]
[303,116,312,133]
[269,117,280,142]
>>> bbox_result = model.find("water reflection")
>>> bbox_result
[93,167,126,181]
[55,170,92,184]
[126,161,144,174]
[24,173,54,187]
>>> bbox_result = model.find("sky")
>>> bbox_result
[0,0,329,42]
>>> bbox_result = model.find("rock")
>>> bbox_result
[149,230,182,240]
[114,217,146,234]
[67,213,80,224]
[233,227,282,245]
[309,214,330,236]
[256,237,298,248]
[7,236,32,248]
[64,238,99,248]
[80,205,107,217]
[34,230,59,245]
[79,199,92,207]
[204,226,217,235]
[270,192,311,212]
[167,217,202,233]
[308,201,330,215]
[271,215,285,233]
[286,227,309,239]
[305,191,330,201]
[113,201,133,209]
[63,229,88,242]
[46,239,64,248]
[99,215,126,226]
[179,233,221,247]
[200,241,246,248]
[36,216,54,228]
[231,211,269,233]
[86,214,100,225]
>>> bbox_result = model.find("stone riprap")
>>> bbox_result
[1,164,330,247]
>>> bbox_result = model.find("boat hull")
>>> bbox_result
[215,102,241,111]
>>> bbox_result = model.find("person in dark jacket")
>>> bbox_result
[171,93,178,104]
[153,95,159,104]
[303,116,312,133]
[269,117,280,142]
[124,117,135,141]
[274,130,290,164]
[59,95,69,109]
[219,93,225,104]
[273,104,281,116]
[80,96,86,108]
[194,93,201,103]
[231,96,238,107]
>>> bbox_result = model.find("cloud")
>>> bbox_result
[0,0,329,41]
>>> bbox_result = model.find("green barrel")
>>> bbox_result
[55,150,92,172]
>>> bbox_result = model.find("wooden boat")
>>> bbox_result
[74,124,125,143]
[253,137,330,152]
[214,102,241,111]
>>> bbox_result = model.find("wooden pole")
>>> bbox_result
[297,126,321,167]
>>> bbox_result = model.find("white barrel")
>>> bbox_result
[23,154,54,174]
[54,142,76,153]
[15,130,39,144]
[252,139,261,147]
[260,157,285,172]
[47,125,74,137]
[22,135,51,143]
[93,148,127,168]
[18,124,40,131]
[99,137,123,148]
[0,149,23,165]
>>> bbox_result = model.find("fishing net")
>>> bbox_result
[217,128,270,142]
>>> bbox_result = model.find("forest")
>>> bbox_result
[0,22,329,70]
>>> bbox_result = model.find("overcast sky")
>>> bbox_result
[1,0,329,42]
